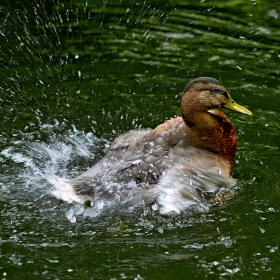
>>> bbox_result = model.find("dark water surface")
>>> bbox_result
[1,0,280,279]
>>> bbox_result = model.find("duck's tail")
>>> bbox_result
[47,175,86,204]
[47,175,148,209]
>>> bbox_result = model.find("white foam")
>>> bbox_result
[47,175,84,204]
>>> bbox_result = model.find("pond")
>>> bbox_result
[1,0,280,279]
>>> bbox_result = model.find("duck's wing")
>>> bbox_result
[75,117,187,181]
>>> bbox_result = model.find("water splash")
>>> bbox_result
[0,122,109,198]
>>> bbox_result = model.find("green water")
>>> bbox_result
[1,0,280,279]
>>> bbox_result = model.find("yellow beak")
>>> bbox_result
[223,94,252,116]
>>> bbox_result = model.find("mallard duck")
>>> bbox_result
[51,77,252,214]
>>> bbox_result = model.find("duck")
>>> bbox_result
[52,77,252,214]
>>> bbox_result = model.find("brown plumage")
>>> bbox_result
[51,77,252,213]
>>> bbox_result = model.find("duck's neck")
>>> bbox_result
[183,109,238,172]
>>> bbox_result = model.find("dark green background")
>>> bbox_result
[1,0,280,279]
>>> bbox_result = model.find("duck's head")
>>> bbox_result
[180,77,252,171]
[181,77,252,128]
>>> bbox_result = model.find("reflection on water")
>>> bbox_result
[1,0,280,279]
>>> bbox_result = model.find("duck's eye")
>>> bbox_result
[212,88,221,93]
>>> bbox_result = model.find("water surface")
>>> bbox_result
[1,0,280,279]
